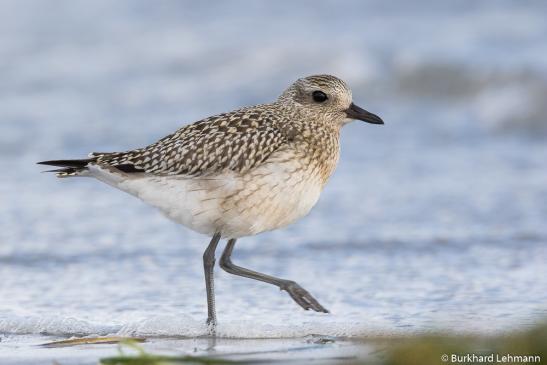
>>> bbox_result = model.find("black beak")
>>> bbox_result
[345,103,384,124]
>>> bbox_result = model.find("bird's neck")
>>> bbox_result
[288,114,341,187]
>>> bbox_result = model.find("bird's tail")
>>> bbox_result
[37,158,96,177]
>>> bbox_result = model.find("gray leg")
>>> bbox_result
[203,233,221,334]
[219,239,328,313]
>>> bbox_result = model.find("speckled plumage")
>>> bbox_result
[38,74,383,326]
[91,106,290,177]
[43,75,358,238]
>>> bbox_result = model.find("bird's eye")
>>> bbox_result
[312,90,328,103]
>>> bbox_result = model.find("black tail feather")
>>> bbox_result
[41,167,80,174]
[37,158,94,168]
[37,158,95,177]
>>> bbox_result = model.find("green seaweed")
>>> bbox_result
[100,340,245,365]
[100,355,240,365]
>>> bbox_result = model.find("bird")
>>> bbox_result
[38,74,383,334]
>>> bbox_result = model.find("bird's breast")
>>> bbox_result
[216,149,326,238]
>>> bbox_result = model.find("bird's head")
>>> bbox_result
[278,74,383,126]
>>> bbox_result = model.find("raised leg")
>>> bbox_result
[203,233,221,334]
[219,239,328,313]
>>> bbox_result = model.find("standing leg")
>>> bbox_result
[219,239,328,313]
[203,233,221,334]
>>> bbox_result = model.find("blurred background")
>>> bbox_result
[1,0,546,339]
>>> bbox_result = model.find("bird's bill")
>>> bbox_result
[345,103,384,124]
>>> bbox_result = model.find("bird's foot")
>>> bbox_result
[280,281,329,313]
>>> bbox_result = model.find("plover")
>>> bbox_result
[38,74,383,333]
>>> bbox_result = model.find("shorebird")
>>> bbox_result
[38,75,383,333]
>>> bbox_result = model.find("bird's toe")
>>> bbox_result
[281,281,329,313]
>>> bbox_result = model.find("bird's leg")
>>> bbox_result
[219,239,329,313]
[203,233,221,335]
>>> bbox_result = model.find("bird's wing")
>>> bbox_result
[92,106,292,176]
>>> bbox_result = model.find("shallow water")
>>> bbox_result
[0,335,374,365]
[1,0,547,363]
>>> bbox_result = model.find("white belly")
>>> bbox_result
[89,158,323,239]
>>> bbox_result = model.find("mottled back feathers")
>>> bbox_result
[92,105,293,177]
[39,74,359,179]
